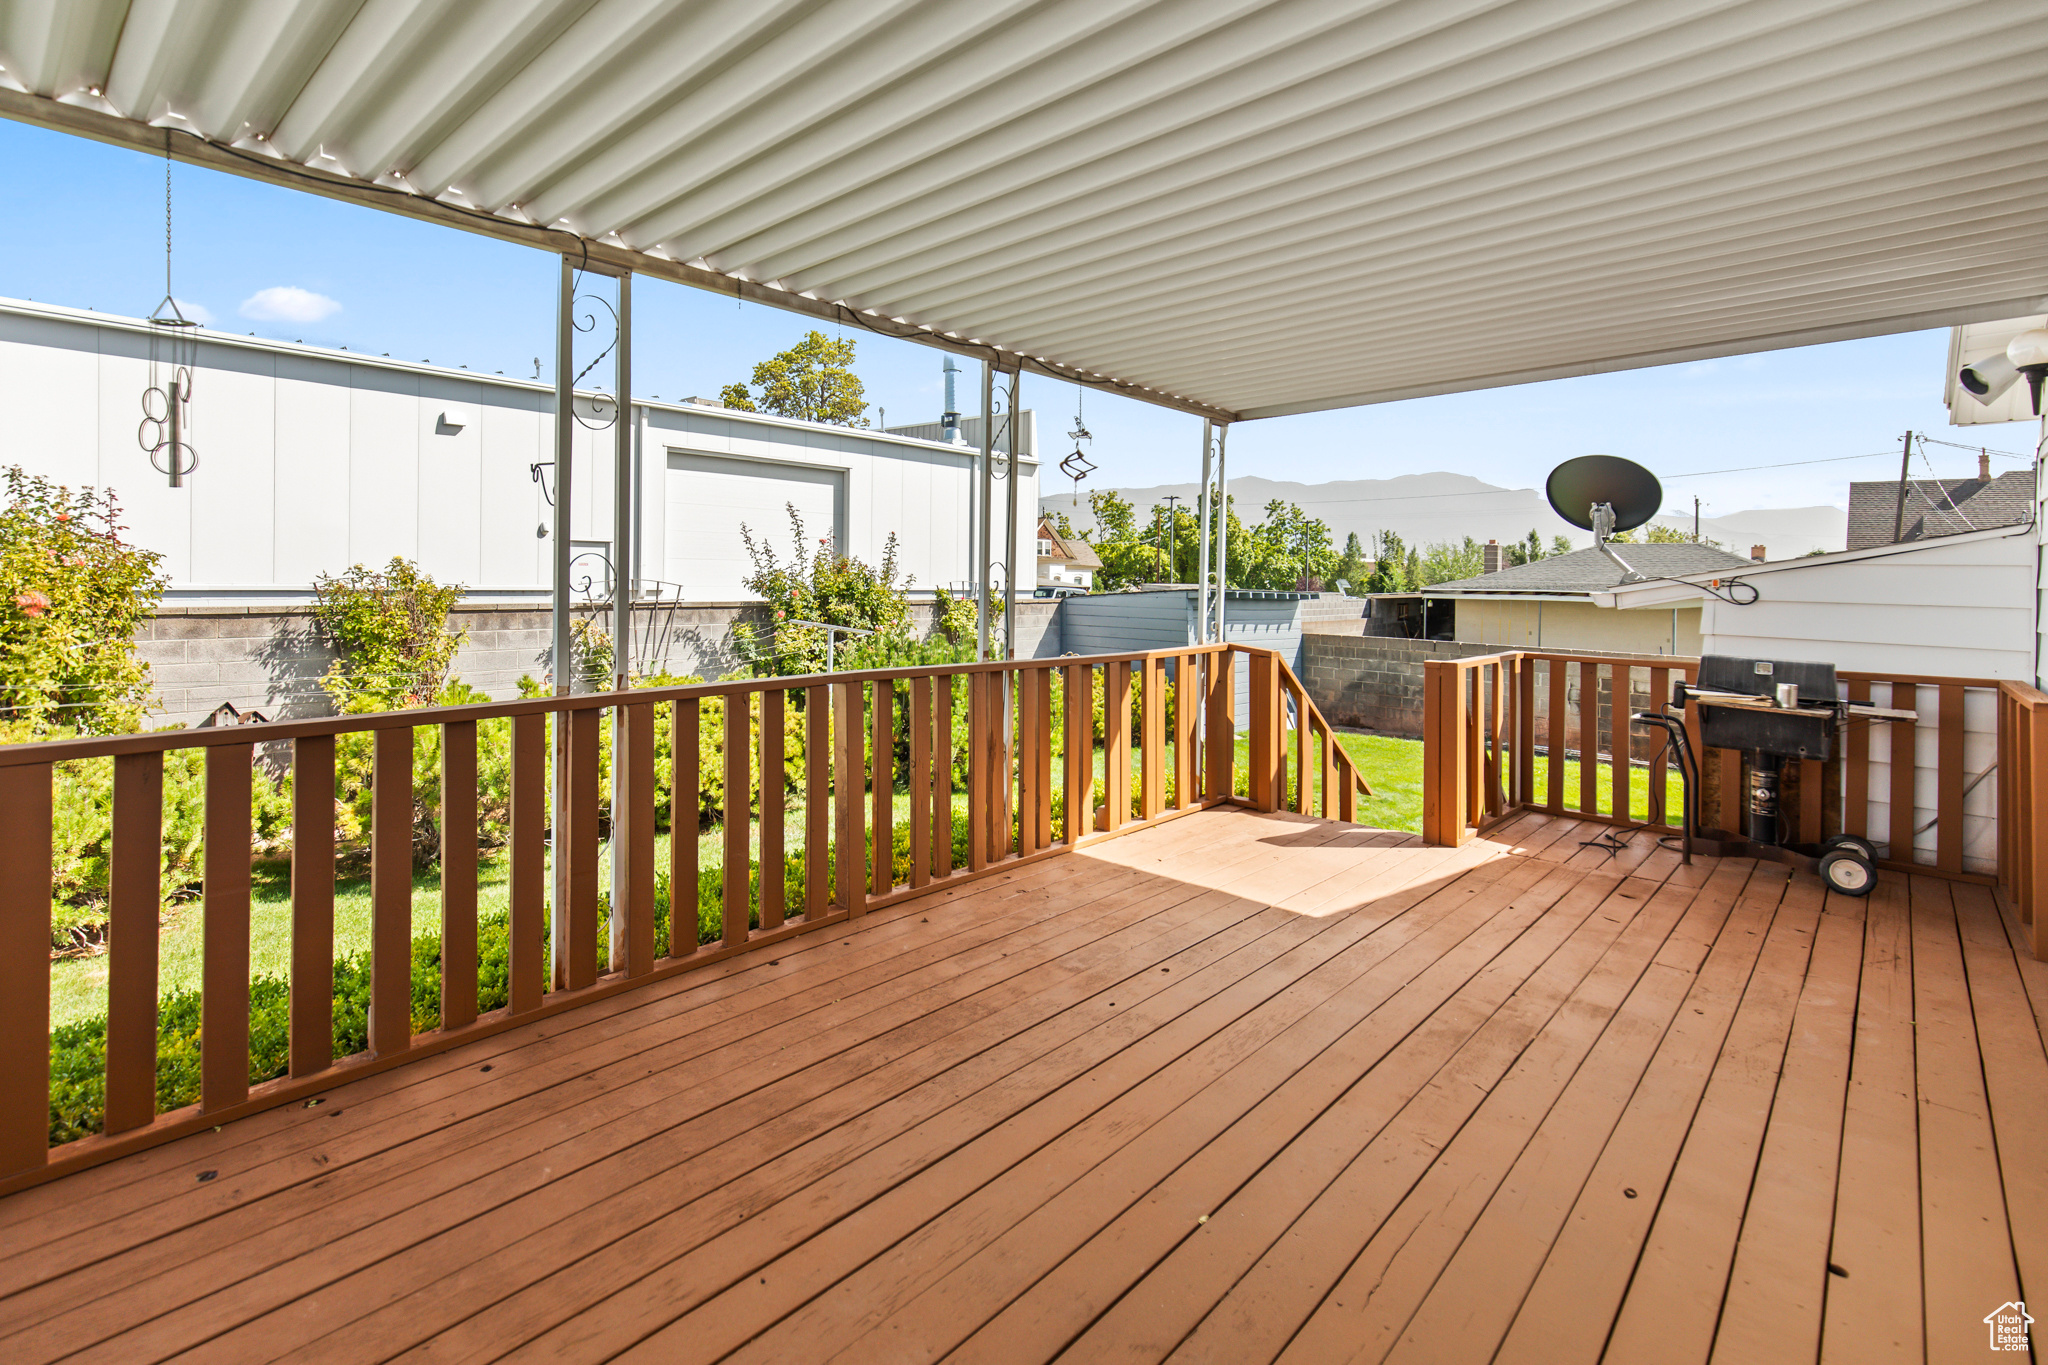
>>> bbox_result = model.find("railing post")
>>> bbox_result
[2027,698,2048,960]
[1248,651,1280,811]
[0,761,53,1178]
[1423,658,1468,846]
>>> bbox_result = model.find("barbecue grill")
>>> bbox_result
[1632,653,1916,896]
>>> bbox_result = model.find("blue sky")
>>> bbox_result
[0,117,2032,522]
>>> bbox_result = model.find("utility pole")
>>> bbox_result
[1892,430,1914,544]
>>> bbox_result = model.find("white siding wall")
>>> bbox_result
[1697,529,2035,681]
[0,300,1031,604]
[1696,529,2034,875]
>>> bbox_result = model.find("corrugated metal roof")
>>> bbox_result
[5,1,2045,422]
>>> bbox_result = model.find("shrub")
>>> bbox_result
[0,465,168,735]
[734,505,912,677]
[312,558,468,710]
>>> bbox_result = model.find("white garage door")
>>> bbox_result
[663,452,844,600]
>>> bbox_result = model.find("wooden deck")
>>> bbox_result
[2,805,2043,1363]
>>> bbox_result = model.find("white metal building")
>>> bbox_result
[0,296,1038,606]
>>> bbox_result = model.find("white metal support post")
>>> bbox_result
[1214,422,1230,643]
[550,258,575,962]
[1196,421,1213,640]
[1000,365,1021,661]
[607,272,634,968]
[976,361,995,660]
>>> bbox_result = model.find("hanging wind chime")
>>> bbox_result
[139,135,198,487]
[1059,384,1096,506]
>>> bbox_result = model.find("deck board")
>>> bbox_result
[3,807,2042,1364]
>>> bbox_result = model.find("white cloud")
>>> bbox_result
[238,286,341,323]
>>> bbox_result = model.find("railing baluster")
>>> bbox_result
[1035,667,1055,845]
[509,714,546,1010]
[615,703,656,972]
[206,742,256,1102]
[995,672,1015,862]
[1464,668,1483,828]
[723,691,750,948]
[871,679,892,895]
[369,727,411,1056]
[967,672,988,872]
[1547,658,1566,812]
[565,707,602,990]
[804,686,828,916]
[1104,660,1131,831]
[1140,658,1164,821]
[910,677,932,887]
[289,735,335,1070]
[0,762,52,1175]
[1578,661,1598,816]
[440,721,480,1025]
[1065,663,1091,842]
[1611,666,1631,824]
[1647,668,1669,828]
[1206,650,1233,801]
[1888,683,1916,864]
[1514,657,1535,807]
[1018,668,1042,846]
[1322,720,1338,821]
[1487,663,1504,818]
[1172,655,1193,811]
[1936,683,1965,874]
[759,689,786,932]
[106,752,163,1133]
[671,700,701,953]
[834,680,865,914]
[1294,680,1311,815]
[1845,678,1871,841]
[934,674,954,877]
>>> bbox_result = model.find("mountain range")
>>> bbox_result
[1039,472,1847,557]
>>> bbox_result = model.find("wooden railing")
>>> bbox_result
[1425,650,2037,947]
[1998,681,2048,958]
[0,642,1370,1192]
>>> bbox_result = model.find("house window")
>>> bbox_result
[1038,538,1053,555]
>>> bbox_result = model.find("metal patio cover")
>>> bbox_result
[3,0,2045,423]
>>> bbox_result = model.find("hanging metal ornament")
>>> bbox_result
[1059,385,1096,502]
[138,135,198,486]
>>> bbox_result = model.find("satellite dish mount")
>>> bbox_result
[1545,455,1663,585]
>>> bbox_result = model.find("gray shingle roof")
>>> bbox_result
[1425,543,1754,595]
[1844,470,2035,550]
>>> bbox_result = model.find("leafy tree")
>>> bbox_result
[722,330,869,426]
[1331,531,1369,593]
[1364,530,1415,594]
[1416,536,1486,586]
[0,466,168,735]
[1644,523,1724,548]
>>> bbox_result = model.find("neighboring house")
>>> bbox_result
[1844,453,2034,550]
[1368,543,1756,656]
[0,295,1038,607]
[1036,515,1101,590]
[1595,521,2037,682]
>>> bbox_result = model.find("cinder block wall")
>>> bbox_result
[135,597,1031,727]
[1300,633,1503,738]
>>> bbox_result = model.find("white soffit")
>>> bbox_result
[3,0,2046,424]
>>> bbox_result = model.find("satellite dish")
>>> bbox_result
[1546,455,1662,533]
